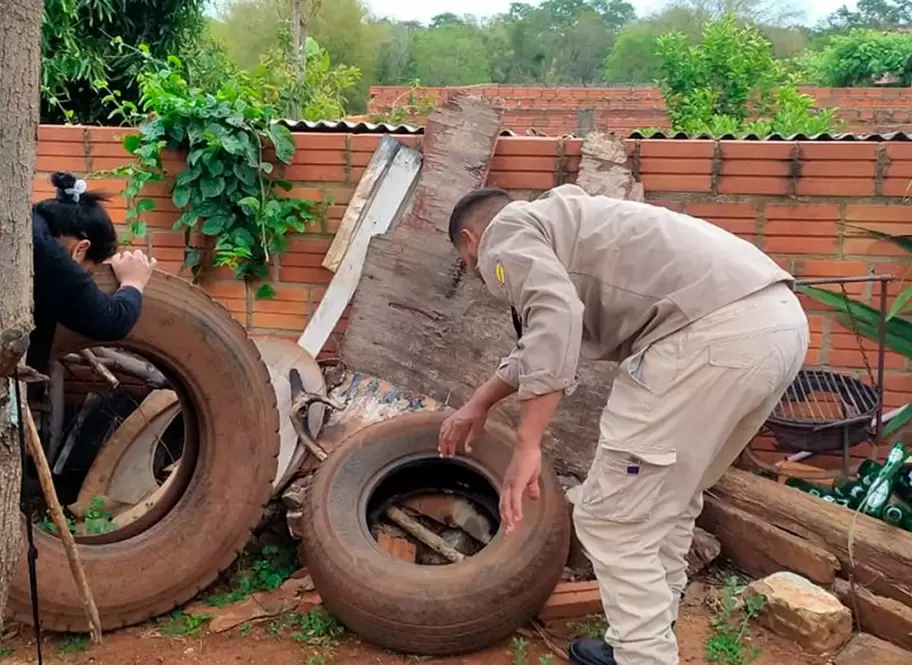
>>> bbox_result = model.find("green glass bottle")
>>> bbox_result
[882,502,911,530]
[858,460,883,487]
[860,443,907,519]
[894,465,912,504]
[786,477,829,499]
[833,478,867,509]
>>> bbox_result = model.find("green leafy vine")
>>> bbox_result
[105,50,317,295]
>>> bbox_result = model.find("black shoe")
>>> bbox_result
[569,638,617,665]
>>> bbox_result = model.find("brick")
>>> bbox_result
[283,164,347,182]
[765,204,840,221]
[376,533,417,563]
[290,150,347,166]
[799,143,879,161]
[38,141,86,158]
[494,137,561,156]
[764,220,839,237]
[792,259,869,278]
[291,134,348,151]
[250,312,307,331]
[795,178,875,197]
[287,236,332,255]
[647,198,684,213]
[490,155,560,172]
[640,174,712,194]
[846,205,910,224]
[639,158,712,175]
[763,236,838,254]
[488,171,555,190]
[844,238,910,258]
[801,161,877,178]
[278,266,333,284]
[684,201,758,219]
[709,218,758,235]
[638,140,714,159]
[38,125,84,142]
[719,141,794,160]
[253,299,308,315]
[880,178,912,198]
[717,176,790,195]
[201,281,247,301]
[720,160,791,177]
[538,581,602,621]
[36,155,87,172]
[885,143,912,161]
[828,349,906,370]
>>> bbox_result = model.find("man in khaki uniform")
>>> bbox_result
[437,184,809,665]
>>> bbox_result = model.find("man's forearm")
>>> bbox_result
[517,390,563,449]
[468,375,517,411]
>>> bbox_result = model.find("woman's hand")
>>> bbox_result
[438,402,490,458]
[111,250,157,292]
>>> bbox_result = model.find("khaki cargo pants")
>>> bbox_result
[572,283,809,665]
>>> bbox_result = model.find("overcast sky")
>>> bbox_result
[364,0,857,26]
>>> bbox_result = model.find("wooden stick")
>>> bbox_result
[22,403,103,644]
[91,347,168,388]
[385,506,464,563]
[79,349,119,389]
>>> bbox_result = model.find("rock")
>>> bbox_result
[207,577,319,633]
[833,578,912,650]
[282,477,310,510]
[208,597,272,633]
[682,580,710,608]
[747,571,852,653]
[835,633,912,665]
[686,527,721,577]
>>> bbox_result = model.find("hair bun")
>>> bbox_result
[50,171,77,192]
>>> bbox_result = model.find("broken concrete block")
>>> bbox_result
[747,571,852,653]
[686,527,721,577]
[835,633,912,665]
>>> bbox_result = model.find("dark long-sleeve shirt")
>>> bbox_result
[28,211,142,373]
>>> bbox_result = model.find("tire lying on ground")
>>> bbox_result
[7,267,279,631]
[300,410,571,656]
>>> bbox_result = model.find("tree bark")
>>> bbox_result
[0,0,43,627]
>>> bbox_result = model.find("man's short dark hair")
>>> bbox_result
[448,188,513,244]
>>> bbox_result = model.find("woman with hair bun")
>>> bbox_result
[29,171,157,375]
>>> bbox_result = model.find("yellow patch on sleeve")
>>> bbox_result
[494,262,506,284]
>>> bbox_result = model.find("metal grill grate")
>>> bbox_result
[766,369,881,453]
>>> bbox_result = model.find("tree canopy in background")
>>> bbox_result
[38,0,912,126]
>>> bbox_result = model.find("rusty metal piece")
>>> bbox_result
[289,368,345,463]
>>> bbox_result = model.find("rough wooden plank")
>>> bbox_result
[298,144,422,356]
[341,228,613,477]
[698,495,841,585]
[400,93,502,233]
[835,633,912,665]
[322,135,401,272]
[710,468,912,608]
[833,579,912,650]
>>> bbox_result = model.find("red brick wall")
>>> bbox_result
[368,86,912,136]
[35,125,912,466]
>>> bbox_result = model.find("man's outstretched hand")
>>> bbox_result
[438,402,489,457]
[500,446,542,533]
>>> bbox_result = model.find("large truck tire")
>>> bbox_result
[300,411,571,656]
[6,267,279,631]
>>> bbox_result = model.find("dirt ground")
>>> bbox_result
[1,604,830,665]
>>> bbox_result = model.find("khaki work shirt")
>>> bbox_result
[477,184,794,401]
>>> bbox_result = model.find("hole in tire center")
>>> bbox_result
[23,344,198,544]
[364,456,501,565]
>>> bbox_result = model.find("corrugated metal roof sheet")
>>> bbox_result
[279,118,517,136]
[627,130,912,141]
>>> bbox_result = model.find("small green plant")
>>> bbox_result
[239,621,253,636]
[37,511,76,535]
[1,646,15,657]
[103,48,319,291]
[705,577,765,665]
[57,634,90,654]
[510,636,529,665]
[288,607,345,647]
[205,543,298,607]
[306,656,327,665]
[84,497,117,534]
[158,609,211,637]
[568,614,609,640]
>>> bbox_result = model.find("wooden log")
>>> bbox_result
[698,495,841,585]
[91,347,168,388]
[833,579,912,650]
[710,468,912,607]
[384,506,464,563]
[835,633,912,665]
[80,349,119,388]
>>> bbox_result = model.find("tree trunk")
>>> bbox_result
[0,0,43,627]
[290,0,302,118]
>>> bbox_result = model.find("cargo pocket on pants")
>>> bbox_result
[579,447,676,524]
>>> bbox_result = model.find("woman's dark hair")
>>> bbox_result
[34,171,118,263]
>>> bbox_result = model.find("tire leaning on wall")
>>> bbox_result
[6,267,279,631]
